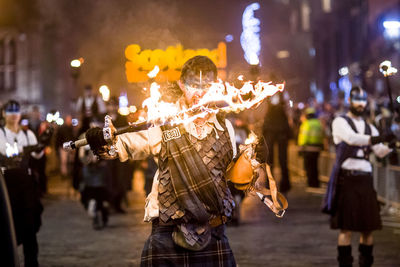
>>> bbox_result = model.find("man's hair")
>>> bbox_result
[180,56,217,83]
[350,86,367,99]
[3,99,21,113]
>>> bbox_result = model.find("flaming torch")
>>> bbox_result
[63,79,284,150]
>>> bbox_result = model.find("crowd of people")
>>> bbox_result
[0,55,398,266]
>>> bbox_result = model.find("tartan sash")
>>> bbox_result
[162,125,223,224]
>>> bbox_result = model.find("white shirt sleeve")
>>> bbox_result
[370,124,392,158]
[225,119,237,159]
[0,130,6,155]
[115,127,162,162]
[332,117,371,146]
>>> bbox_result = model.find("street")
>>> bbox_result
[34,173,400,267]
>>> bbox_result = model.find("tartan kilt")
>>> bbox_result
[141,222,236,267]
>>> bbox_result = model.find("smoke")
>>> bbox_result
[37,0,238,110]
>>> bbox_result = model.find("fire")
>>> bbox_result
[139,78,284,127]
[244,132,258,145]
[147,65,160,78]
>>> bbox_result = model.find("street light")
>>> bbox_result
[383,20,400,39]
[379,60,397,115]
[70,58,84,104]
[99,85,110,101]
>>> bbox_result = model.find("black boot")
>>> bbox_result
[338,245,353,267]
[359,244,373,267]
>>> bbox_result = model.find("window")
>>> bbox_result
[301,1,311,31]
[0,37,17,92]
[322,0,332,13]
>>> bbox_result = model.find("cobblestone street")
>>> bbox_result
[35,174,400,267]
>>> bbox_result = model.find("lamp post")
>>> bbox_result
[70,58,84,97]
[379,60,397,114]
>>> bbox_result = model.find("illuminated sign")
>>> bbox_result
[125,42,227,83]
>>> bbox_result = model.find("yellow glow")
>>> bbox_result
[118,107,129,116]
[99,85,110,101]
[125,42,227,83]
[129,105,137,113]
[276,50,290,59]
[70,58,84,68]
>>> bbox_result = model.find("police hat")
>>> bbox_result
[4,100,21,114]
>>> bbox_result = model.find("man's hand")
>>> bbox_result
[85,127,107,151]
[371,133,396,145]
[254,137,268,163]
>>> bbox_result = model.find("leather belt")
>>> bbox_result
[154,216,227,228]
[209,215,228,228]
[341,169,371,177]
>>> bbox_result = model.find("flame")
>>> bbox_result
[244,132,258,145]
[139,79,284,127]
[147,65,160,78]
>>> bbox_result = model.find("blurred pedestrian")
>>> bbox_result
[75,84,106,125]
[78,128,110,230]
[0,100,43,267]
[322,87,394,267]
[106,97,134,213]
[262,92,292,193]
[297,107,324,188]
[55,115,74,179]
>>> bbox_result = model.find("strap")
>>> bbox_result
[22,129,29,145]
[341,115,359,133]
[255,164,288,217]
[364,120,371,135]
[342,115,371,135]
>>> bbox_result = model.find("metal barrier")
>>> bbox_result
[288,144,400,217]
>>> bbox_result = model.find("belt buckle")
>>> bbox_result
[275,209,285,218]
[162,127,181,142]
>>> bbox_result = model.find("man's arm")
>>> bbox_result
[332,117,370,146]
[115,127,162,161]
[370,124,392,158]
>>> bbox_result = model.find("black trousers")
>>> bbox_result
[303,151,320,188]
[265,134,290,193]
[4,169,42,267]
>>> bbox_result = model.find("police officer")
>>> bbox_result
[0,100,43,267]
[297,107,324,189]
[323,87,394,267]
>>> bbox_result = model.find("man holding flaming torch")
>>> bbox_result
[81,56,286,266]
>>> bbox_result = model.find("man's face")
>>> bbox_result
[349,95,367,115]
[5,112,21,125]
[180,71,215,106]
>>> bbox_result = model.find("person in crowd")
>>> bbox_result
[78,124,111,230]
[106,97,135,213]
[322,86,395,267]
[262,92,292,193]
[84,56,272,266]
[28,106,42,135]
[297,107,324,189]
[55,115,75,179]
[75,84,106,125]
[0,100,44,267]
[320,102,335,150]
